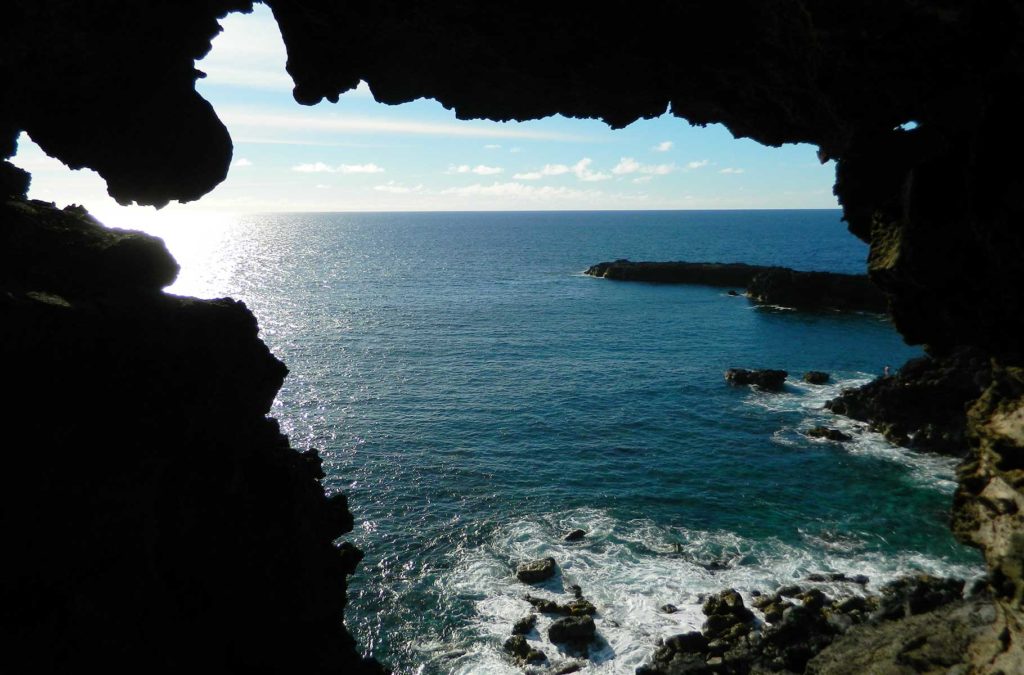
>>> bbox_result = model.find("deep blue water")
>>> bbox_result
[153,210,981,674]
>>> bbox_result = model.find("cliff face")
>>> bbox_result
[3,1,1024,672]
[0,199,381,673]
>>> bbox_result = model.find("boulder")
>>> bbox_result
[803,371,831,384]
[516,556,557,583]
[564,529,586,542]
[548,615,596,644]
[512,614,536,635]
[724,368,788,391]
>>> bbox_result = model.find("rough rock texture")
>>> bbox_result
[725,368,789,392]
[586,260,887,312]
[826,348,993,457]
[747,268,887,313]
[517,556,558,583]
[5,1,1024,671]
[0,198,381,674]
[806,599,999,675]
[640,578,978,675]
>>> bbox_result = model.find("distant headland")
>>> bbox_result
[585,259,888,313]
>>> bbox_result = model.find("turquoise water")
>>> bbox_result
[151,210,981,674]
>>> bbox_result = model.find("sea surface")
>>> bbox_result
[148,210,982,674]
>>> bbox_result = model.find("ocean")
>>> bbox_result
[148,209,982,674]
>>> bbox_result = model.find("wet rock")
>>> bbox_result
[825,348,991,457]
[663,632,709,654]
[503,635,546,664]
[804,371,831,384]
[798,588,829,611]
[724,368,788,391]
[569,584,583,599]
[805,426,853,442]
[660,603,679,614]
[564,529,586,542]
[875,575,965,620]
[524,594,596,616]
[807,572,869,586]
[516,557,557,583]
[512,614,537,635]
[727,289,739,296]
[701,589,755,640]
[548,615,596,645]
[778,585,803,597]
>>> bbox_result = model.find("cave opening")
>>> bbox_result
[5,2,1022,674]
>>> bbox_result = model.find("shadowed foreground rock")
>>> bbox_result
[0,198,382,674]
[585,260,887,312]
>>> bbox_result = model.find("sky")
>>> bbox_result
[13,4,839,223]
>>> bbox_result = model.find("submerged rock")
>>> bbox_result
[516,556,557,583]
[725,368,788,391]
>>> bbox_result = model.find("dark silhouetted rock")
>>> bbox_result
[804,371,831,384]
[564,528,586,542]
[516,556,557,583]
[660,604,679,614]
[503,635,546,664]
[805,426,853,442]
[725,368,788,391]
[875,575,965,620]
[584,261,886,312]
[512,614,536,635]
[747,268,887,312]
[548,615,596,645]
[826,348,991,457]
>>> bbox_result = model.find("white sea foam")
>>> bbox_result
[746,374,960,492]
[430,507,981,674]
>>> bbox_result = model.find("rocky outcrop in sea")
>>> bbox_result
[825,348,992,457]
[585,260,888,313]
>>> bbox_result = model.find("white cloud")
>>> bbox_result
[633,176,653,184]
[439,181,603,200]
[719,167,745,174]
[374,181,424,194]
[653,141,674,152]
[686,159,710,170]
[232,158,253,168]
[292,162,385,174]
[447,164,504,175]
[612,157,675,176]
[219,109,593,141]
[511,158,612,182]
[612,157,641,175]
[484,144,502,150]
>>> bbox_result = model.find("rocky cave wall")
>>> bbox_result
[2,0,1023,672]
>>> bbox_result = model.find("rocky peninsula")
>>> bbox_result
[585,260,888,313]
